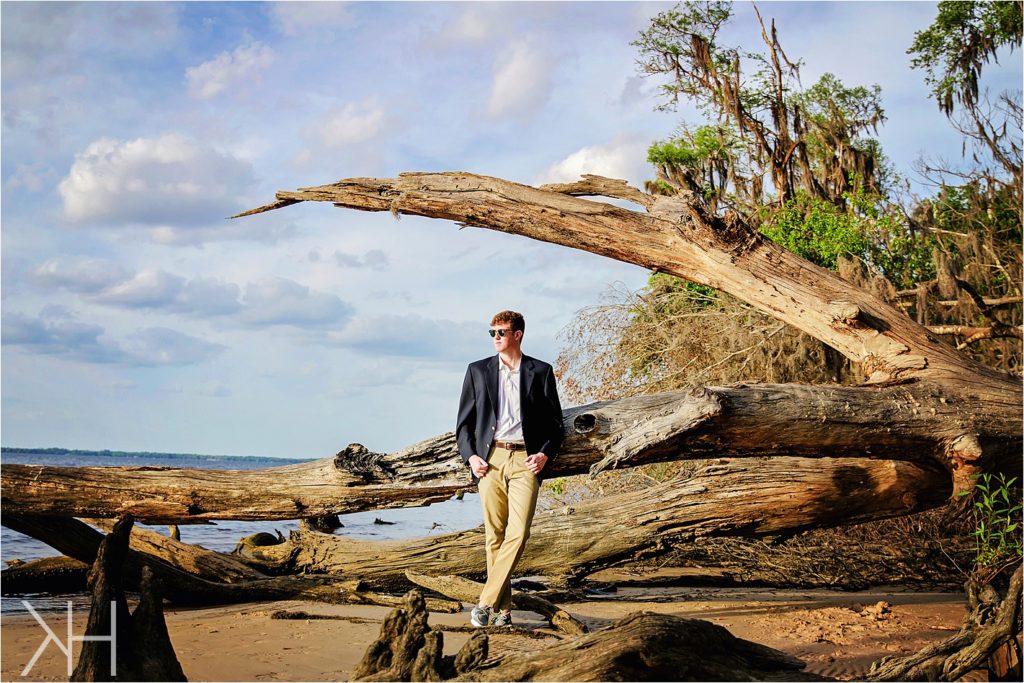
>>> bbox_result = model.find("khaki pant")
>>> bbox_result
[477,444,540,611]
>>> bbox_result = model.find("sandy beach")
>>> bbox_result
[2,583,977,682]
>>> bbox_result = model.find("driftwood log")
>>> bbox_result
[2,556,89,594]
[350,589,824,682]
[2,514,459,612]
[71,515,186,682]
[235,457,949,587]
[2,379,1018,524]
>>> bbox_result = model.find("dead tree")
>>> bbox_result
[2,514,459,612]
[236,457,949,588]
[349,589,487,682]
[351,590,823,682]
[71,515,186,682]
[3,173,1018,527]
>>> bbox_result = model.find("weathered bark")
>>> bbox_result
[455,611,828,682]
[1,556,89,594]
[350,589,486,682]
[4,380,1016,525]
[71,515,186,682]
[1,514,458,612]
[237,457,950,588]
[351,588,823,682]
[404,571,587,636]
[867,564,1022,681]
[234,173,1010,384]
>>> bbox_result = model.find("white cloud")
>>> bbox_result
[326,314,479,360]
[33,256,132,294]
[90,269,186,309]
[238,276,353,328]
[487,39,552,119]
[5,163,53,192]
[178,277,245,316]
[334,249,389,270]
[58,133,255,227]
[1,310,223,367]
[118,327,225,366]
[186,42,275,100]
[536,135,650,187]
[269,1,354,37]
[86,269,243,316]
[312,99,385,148]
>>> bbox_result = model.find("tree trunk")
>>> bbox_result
[3,380,1016,525]
[1,514,459,612]
[71,515,187,682]
[237,457,950,588]
[351,590,824,682]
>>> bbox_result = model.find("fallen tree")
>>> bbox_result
[1,514,458,612]
[234,457,948,588]
[2,175,1020,526]
[1,380,1015,524]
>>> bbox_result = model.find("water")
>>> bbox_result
[1,449,482,613]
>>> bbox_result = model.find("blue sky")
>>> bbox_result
[2,1,1020,458]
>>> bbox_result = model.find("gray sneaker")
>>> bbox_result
[470,605,491,628]
[491,611,512,627]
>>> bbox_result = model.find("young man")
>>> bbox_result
[455,310,564,627]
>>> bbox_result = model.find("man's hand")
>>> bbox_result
[468,455,489,478]
[525,452,548,475]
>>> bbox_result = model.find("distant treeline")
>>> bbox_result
[0,446,313,464]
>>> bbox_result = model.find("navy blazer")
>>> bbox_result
[455,354,564,480]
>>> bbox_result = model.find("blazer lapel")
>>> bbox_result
[520,356,536,412]
[485,355,499,418]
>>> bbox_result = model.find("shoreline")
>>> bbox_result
[2,585,975,682]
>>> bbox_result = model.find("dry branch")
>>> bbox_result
[235,172,1014,388]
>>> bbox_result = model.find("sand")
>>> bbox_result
[2,584,977,682]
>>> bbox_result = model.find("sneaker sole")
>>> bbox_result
[470,617,488,627]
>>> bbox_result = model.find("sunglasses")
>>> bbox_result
[489,328,515,338]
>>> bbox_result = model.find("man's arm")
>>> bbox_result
[455,366,477,463]
[537,365,564,459]
[456,366,490,478]
[526,365,564,475]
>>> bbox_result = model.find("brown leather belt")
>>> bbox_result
[494,440,525,451]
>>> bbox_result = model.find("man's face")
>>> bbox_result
[490,324,522,354]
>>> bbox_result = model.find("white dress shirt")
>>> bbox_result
[494,356,524,442]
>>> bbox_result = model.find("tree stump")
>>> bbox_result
[71,514,186,681]
[350,589,487,682]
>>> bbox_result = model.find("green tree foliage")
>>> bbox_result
[908,0,1022,116]
[634,2,887,210]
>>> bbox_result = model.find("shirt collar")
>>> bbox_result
[498,354,520,374]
